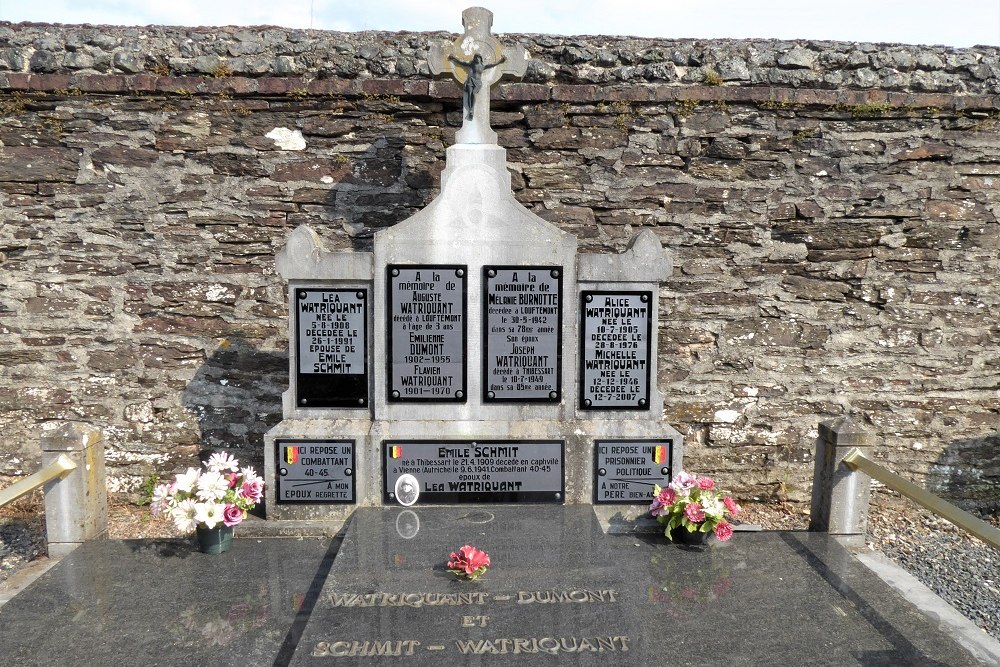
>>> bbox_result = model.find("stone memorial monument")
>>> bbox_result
[263,7,681,523]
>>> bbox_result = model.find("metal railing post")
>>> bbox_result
[0,455,76,509]
[843,448,1000,551]
[40,423,108,557]
[810,416,873,542]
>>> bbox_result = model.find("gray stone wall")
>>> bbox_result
[1,23,997,508]
[1,23,999,93]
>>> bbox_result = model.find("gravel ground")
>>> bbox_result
[0,494,45,585]
[866,491,1000,642]
[1,490,998,646]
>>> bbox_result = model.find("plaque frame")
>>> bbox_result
[386,264,468,403]
[275,439,357,505]
[579,290,653,411]
[294,288,369,408]
[382,439,565,504]
[481,265,564,404]
[592,438,673,505]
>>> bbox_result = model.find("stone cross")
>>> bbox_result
[429,6,529,145]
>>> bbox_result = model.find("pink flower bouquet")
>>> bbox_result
[150,451,263,532]
[447,545,491,580]
[650,471,740,542]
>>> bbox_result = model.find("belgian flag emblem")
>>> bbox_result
[285,446,300,465]
[652,445,667,464]
[390,445,403,459]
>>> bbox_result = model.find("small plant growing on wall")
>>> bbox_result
[793,128,816,142]
[37,117,65,137]
[850,102,894,117]
[139,472,161,506]
[611,100,633,130]
[0,93,28,115]
[676,99,699,118]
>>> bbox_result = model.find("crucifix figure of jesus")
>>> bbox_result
[429,7,529,145]
[449,52,507,121]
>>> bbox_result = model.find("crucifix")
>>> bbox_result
[429,7,529,145]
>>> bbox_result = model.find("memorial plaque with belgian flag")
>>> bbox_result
[383,440,564,503]
[593,439,672,504]
[276,439,356,504]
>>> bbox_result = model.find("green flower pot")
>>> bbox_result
[196,525,234,554]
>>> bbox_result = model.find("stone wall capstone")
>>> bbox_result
[0,22,997,509]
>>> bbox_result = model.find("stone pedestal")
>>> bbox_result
[40,422,108,557]
[264,138,680,520]
[810,417,874,539]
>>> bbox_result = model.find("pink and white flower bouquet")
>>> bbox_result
[650,471,740,542]
[150,452,263,532]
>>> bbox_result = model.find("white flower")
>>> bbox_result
[207,452,239,473]
[240,466,262,486]
[194,502,226,529]
[151,496,178,518]
[150,483,175,516]
[173,499,199,532]
[700,495,725,520]
[174,467,200,493]
[151,482,173,503]
[196,471,230,502]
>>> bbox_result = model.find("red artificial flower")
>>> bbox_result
[650,486,678,517]
[697,477,715,490]
[723,496,741,516]
[447,545,491,578]
[658,487,677,506]
[715,521,734,541]
[684,502,706,523]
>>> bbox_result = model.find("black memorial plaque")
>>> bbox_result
[295,288,368,408]
[594,439,673,504]
[383,440,564,503]
[483,266,562,402]
[580,291,652,410]
[386,265,467,402]
[276,439,356,504]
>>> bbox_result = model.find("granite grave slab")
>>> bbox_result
[287,507,984,666]
[0,537,334,666]
[0,513,988,665]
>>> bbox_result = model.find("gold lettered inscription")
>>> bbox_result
[455,636,631,655]
[312,640,421,657]
[325,590,619,608]
[516,589,618,604]
[461,615,490,627]
[327,592,488,608]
